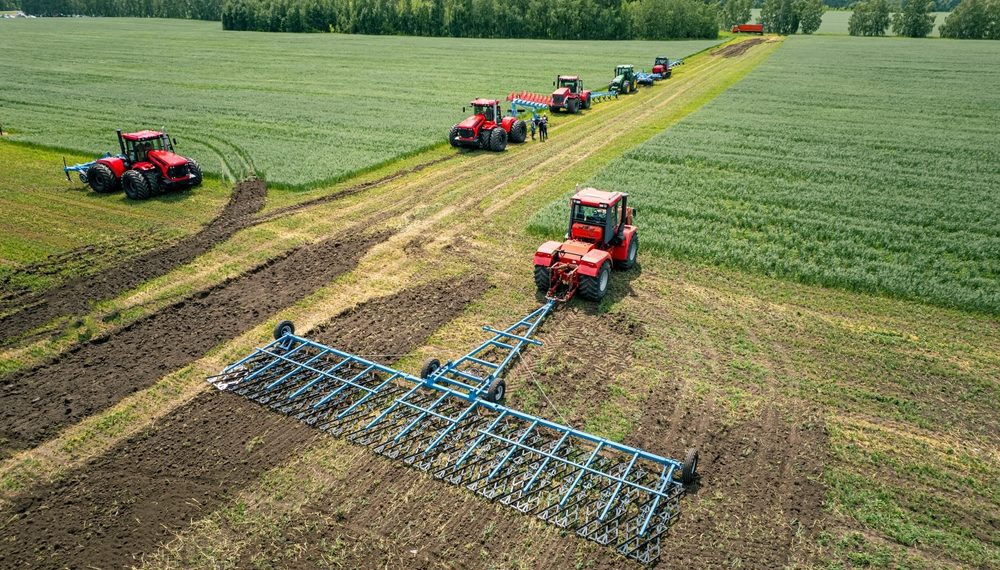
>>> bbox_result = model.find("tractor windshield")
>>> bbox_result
[127,137,165,162]
[573,204,608,226]
[616,66,632,76]
[558,78,579,90]
[474,104,496,122]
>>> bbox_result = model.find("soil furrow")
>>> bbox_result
[0,179,267,342]
[0,229,389,459]
[0,277,489,569]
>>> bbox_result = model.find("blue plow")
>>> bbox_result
[209,299,695,565]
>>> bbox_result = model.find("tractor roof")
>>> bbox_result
[470,98,499,106]
[558,75,580,81]
[122,130,164,141]
[572,187,625,207]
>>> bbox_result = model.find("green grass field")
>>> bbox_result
[0,18,720,188]
[532,35,1000,314]
[750,9,950,36]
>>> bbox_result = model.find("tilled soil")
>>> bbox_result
[0,230,388,458]
[0,179,267,342]
[714,37,767,58]
[0,277,489,569]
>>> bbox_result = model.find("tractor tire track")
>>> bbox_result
[0,178,268,343]
[0,228,389,459]
[0,278,489,569]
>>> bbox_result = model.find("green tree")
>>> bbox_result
[795,0,824,34]
[719,0,752,29]
[892,0,935,36]
[940,0,1000,38]
[849,0,891,36]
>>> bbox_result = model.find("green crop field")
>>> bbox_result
[532,35,1000,315]
[749,9,950,36]
[0,18,721,188]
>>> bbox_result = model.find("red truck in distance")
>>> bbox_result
[732,23,764,35]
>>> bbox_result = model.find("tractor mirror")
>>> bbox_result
[172,137,178,147]
[462,107,466,113]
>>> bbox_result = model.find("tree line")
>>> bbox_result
[849,0,998,38]
[16,0,221,19]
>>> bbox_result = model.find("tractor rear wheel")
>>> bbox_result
[509,120,527,143]
[86,164,118,194]
[122,170,151,200]
[534,265,551,292]
[484,378,506,403]
[448,125,461,148]
[187,159,203,187]
[680,448,699,485]
[489,127,507,152]
[579,261,610,301]
[567,98,579,114]
[615,235,638,270]
[583,96,592,109]
[420,358,441,379]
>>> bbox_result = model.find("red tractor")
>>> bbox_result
[448,99,527,152]
[652,57,674,78]
[549,75,591,113]
[66,129,203,200]
[533,188,638,302]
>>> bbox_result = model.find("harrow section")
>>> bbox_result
[210,303,692,565]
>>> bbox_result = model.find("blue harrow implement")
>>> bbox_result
[209,299,697,565]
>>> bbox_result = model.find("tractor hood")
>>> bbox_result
[552,87,572,97]
[148,150,189,168]
[457,115,484,129]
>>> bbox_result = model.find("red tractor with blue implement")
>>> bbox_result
[533,187,638,302]
[549,75,591,113]
[449,99,527,152]
[63,129,203,200]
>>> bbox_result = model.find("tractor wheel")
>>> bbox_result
[477,129,491,149]
[489,127,507,152]
[680,448,699,485]
[509,120,527,143]
[86,164,118,194]
[567,98,579,114]
[583,96,592,110]
[143,169,163,197]
[533,265,551,292]
[484,378,506,403]
[579,261,610,301]
[448,125,460,148]
[615,234,638,270]
[122,169,151,200]
[273,320,295,340]
[187,159,203,187]
[420,358,441,379]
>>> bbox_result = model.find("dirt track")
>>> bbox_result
[0,229,388,458]
[0,179,267,342]
[0,278,489,569]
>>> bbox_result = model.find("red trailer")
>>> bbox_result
[731,23,764,35]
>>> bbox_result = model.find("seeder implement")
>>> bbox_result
[211,296,697,565]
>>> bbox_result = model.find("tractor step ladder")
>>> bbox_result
[209,300,688,566]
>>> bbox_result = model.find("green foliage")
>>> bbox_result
[0,18,720,187]
[760,0,804,33]
[627,0,719,39]
[18,0,222,19]
[892,0,936,36]
[532,36,1000,315]
[849,0,891,35]
[795,0,824,33]
[718,0,753,29]
[940,0,1000,38]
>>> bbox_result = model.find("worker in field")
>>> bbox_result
[539,114,549,141]
[530,116,537,140]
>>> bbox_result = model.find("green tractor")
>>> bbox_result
[610,64,638,94]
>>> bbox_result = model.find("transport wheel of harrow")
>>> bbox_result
[579,261,610,301]
[188,159,203,187]
[509,120,527,143]
[489,127,507,152]
[485,378,506,403]
[681,448,699,485]
[273,320,295,340]
[122,170,151,200]
[86,164,118,194]
[615,234,638,270]
[533,265,551,292]
[420,358,441,379]
[448,125,461,148]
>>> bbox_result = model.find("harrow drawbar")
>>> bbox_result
[210,302,691,565]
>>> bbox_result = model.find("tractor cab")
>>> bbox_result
[615,65,634,77]
[567,188,632,247]
[119,130,173,163]
[467,99,501,124]
[652,57,673,77]
[555,75,583,93]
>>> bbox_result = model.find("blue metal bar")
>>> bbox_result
[266,349,337,390]
[223,337,283,373]
[482,326,544,346]
[364,383,423,430]
[599,452,640,520]
[460,355,499,369]
[332,372,400,414]
[297,363,374,404]
[393,392,452,438]
[559,441,605,507]
[487,420,538,480]
[488,339,515,350]
[525,430,571,491]
[423,401,479,454]
[638,464,676,535]
[241,342,309,383]
[455,410,508,466]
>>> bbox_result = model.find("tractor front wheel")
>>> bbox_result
[533,265,551,292]
[489,127,507,152]
[143,169,163,197]
[86,164,118,194]
[484,378,506,403]
[615,234,638,270]
[187,159,203,187]
[448,125,460,148]
[579,261,610,301]
[122,169,152,200]
[567,98,579,114]
[509,120,527,143]
[420,358,441,379]
[477,129,491,149]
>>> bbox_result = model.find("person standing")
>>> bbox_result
[530,115,537,140]
[539,114,549,142]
